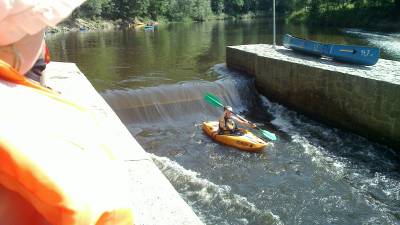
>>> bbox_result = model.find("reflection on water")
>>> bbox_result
[46,20,399,92]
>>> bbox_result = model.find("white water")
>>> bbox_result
[343,29,400,59]
[261,96,400,224]
[151,154,284,225]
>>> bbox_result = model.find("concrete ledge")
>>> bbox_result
[226,47,257,75]
[227,44,400,149]
[44,62,204,225]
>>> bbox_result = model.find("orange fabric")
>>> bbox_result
[0,59,53,92]
[0,185,51,225]
[0,60,134,225]
[45,44,51,64]
[0,59,85,111]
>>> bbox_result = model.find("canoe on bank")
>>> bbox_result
[283,34,380,66]
[202,121,268,152]
[283,34,323,56]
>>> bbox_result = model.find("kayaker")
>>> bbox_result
[218,106,256,135]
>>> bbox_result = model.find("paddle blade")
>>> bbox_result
[259,128,277,141]
[204,92,224,108]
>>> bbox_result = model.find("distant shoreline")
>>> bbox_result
[46,18,118,34]
[46,16,400,36]
[45,14,270,34]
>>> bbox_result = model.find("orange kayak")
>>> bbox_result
[202,121,269,152]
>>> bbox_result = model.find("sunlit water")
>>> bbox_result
[47,20,400,225]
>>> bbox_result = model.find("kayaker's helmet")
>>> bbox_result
[224,106,233,112]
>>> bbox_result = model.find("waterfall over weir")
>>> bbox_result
[102,74,255,126]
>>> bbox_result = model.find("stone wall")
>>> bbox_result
[227,44,400,149]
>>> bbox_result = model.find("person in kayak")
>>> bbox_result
[218,106,256,135]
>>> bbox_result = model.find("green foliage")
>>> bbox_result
[211,0,224,14]
[224,0,245,15]
[191,0,213,21]
[112,0,150,20]
[148,0,169,20]
[74,0,111,18]
[166,0,192,21]
[72,0,399,26]
[287,9,307,24]
[288,0,399,27]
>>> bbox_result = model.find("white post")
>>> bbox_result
[273,0,276,49]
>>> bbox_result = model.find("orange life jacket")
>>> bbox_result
[0,60,134,225]
[44,44,51,64]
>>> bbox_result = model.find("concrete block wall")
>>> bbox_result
[227,44,400,149]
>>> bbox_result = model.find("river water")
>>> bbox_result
[46,20,400,225]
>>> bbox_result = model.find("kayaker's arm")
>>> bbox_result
[232,115,257,128]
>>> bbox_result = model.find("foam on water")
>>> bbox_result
[343,29,400,59]
[151,154,284,225]
[260,96,400,223]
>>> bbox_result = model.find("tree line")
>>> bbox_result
[289,0,399,27]
[73,0,399,26]
[74,0,279,22]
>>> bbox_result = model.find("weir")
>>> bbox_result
[101,77,253,125]
[44,62,204,225]
[226,44,400,150]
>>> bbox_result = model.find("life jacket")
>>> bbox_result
[0,60,134,225]
[219,115,237,135]
[44,44,51,64]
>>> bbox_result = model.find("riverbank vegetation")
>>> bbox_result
[66,0,399,30]
[288,0,400,30]
[72,0,278,22]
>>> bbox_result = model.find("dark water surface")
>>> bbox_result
[47,20,400,225]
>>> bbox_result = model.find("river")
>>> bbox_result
[46,19,400,225]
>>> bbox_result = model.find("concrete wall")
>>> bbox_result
[227,44,400,150]
[44,62,204,225]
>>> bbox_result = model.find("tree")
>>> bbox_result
[166,0,192,20]
[191,0,212,21]
[256,0,272,12]
[148,0,169,20]
[74,0,111,18]
[242,0,257,13]
[308,0,320,17]
[224,0,244,15]
[112,0,150,20]
[211,0,224,14]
